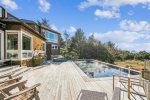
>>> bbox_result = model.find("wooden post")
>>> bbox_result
[148,82,150,100]
[113,75,115,91]
[128,77,131,99]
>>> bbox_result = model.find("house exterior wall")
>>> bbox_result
[4,23,46,66]
[41,28,60,59]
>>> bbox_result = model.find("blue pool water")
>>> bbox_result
[75,61,139,78]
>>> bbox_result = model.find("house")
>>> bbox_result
[20,20,61,60]
[0,7,46,66]
[0,7,6,63]
[39,25,60,60]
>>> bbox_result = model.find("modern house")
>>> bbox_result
[0,7,61,66]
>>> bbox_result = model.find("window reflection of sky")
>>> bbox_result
[45,31,58,43]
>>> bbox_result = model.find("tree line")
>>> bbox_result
[60,28,150,63]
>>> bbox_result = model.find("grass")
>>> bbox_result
[114,60,145,71]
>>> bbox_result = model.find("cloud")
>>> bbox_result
[120,20,150,32]
[93,31,150,51]
[118,43,150,51]
[0,0,18,10]
[79,0,150,10]
[79,0,150,19]
[90,20,150,52]
[50,25,57,31]
[67,26,77,33]
[95,9,120,19]
[38,0,50,12]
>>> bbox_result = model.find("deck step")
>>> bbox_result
[13,67,31,77]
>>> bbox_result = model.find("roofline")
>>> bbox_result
[2,13,46,41]
[40,25,61,35]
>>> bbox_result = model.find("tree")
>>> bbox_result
[37,18,49,27]
[70,28,86,57]
[63,30,70,51]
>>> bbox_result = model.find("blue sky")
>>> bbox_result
[1,0,150,52]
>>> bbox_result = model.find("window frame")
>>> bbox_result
[22,34,32,50]
[21,32,33,59]
[45,30,58,43]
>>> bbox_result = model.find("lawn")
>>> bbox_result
[114,60,145,71]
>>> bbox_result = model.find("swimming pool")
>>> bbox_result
[75,60,140,78]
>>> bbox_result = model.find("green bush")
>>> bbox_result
[28,56,43,67]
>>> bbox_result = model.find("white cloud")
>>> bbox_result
[38,0,50,12]
[95,9,120,19]
[91,19,150,51]
[67,26,77,33]
[120,20,150,32]
[118,43,150,51]
[0,0,18,10]
[93,31,150,51]
[79,0,150,19]
[79,0,150,10]
[50,25,57,31]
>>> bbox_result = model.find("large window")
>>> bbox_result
[45,31,58,43]
[22,35,31,50]
[7,34,18,50]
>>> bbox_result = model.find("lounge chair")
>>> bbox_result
[0,80,40,100]
[77,89,108,100]
[0,76,22,89]
[0,72,15,79]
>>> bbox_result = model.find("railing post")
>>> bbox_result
[113,75,115,91]
[128,77,131,99]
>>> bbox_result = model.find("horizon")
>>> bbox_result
[0,0,150,52]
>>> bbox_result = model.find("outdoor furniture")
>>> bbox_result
[0,72,15,79]
[0,76,22,89]
[0,80,40,100]
[112,87,120,100]
[77,89,108,100]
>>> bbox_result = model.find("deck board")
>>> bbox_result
[8,61,146,100]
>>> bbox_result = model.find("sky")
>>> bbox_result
[0,0,150,52]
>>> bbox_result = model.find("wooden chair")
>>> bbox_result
[0,72,15,80]
[0,76,22,89]
[0,80,40,100]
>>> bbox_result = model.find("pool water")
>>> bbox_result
[75,61,139,78]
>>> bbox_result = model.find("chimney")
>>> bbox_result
[0,6,8,18]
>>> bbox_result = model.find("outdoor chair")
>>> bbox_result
[0,76,22,89]
[0,80,40,100]
[77,89,108,100]
[0,72,15,80]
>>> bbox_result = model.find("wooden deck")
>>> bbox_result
[0,62,148,100]
[22,62,113,100]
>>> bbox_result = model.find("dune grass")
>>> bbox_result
[114,60,145,71]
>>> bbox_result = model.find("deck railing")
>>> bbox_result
[113,75,149,99]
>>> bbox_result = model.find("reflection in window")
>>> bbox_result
[7,34,18,50]
[22,35,31,50]
[45,31,58,43]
